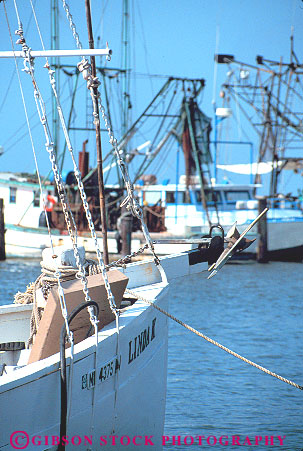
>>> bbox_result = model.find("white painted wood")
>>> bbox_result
[0,304,32,344]
[0,286,168,450]
[1,253,208,450]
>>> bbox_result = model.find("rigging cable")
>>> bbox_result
[60,0,123,439]
[4,0,74,348]
[60,0,162,270]
[3,2,55,254]
[29,0,112,439]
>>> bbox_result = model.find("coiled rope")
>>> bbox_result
[14,259,98,346]
[125,288,303,391]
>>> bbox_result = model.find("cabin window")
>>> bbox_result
[9,187,17,203]
[182,191,191,204]
[166,191,191,204]
[33,191,40,207]
[225,191,250,202]
[195,190,221,205]
[166,191,175,203]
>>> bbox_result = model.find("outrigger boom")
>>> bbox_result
[0,48,112,58]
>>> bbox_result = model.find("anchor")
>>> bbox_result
[208,208,268,279]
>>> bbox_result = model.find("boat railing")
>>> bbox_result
[267,196,303,211]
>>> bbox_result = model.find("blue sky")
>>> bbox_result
[1,0,303,194]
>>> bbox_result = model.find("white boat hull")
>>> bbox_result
[4,224,121,259]
[0,287,168,450]
[0,254,208,450]
[1,295,168,450]
[168,209,303,261]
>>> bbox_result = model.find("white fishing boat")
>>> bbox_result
[136,177,303,261]
[0,245,214,451]
[209,50,303,261]
[0,171,124,258]
[0,1,257,449]
[2,171,303,261]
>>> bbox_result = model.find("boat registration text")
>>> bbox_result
[81,356,121,390]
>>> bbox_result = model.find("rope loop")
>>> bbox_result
[77,58,90,80]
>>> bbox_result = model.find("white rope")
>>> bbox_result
[88,320,99,444]
[66,332,75,425]
[126,288,303,391]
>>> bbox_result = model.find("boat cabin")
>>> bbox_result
[135,178,261,234]
[0,172,54,229]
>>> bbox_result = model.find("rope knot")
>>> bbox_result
[77,59,91,80]
[16,37,25,45]
[87,76,101,90]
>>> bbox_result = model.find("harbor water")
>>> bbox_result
[0,259,302,450]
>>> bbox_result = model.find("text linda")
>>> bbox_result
[128,318,156,364]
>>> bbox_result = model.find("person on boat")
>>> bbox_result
[38,191,57,228]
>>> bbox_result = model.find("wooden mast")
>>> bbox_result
[84,0,109,265]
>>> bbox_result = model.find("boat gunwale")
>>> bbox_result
[0,280,169,393]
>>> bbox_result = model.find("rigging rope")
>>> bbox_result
[4,0,74,342]
[126,288,303,392]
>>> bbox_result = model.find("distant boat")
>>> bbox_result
[135,177,303,261]
[211,47,303,261]
[0,172,124,258]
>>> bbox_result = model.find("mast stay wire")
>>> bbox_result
[27,0,118,315]
[4,0,73,344]
[3,77,79,154]
[136,0,154,96]
[12,0,102,349]
[3,1,55,253]
[60,0,165,270]
[100,74,176,177]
